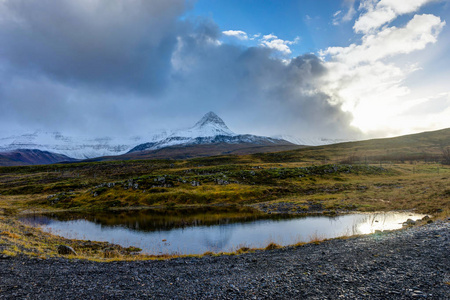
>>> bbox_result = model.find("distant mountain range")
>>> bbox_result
[0,131,141,160]
[0,112,343,166]
[271,135,352,147]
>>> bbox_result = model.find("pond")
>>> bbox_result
[21,207,426,255]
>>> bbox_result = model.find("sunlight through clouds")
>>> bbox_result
[320,9,446,135]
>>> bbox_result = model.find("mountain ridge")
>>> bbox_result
[0,112,299,164]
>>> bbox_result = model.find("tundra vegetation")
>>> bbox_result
[0,128,449,260]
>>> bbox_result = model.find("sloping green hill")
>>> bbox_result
[245,128,450,164]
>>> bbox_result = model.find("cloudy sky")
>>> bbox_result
[0,0,449,140]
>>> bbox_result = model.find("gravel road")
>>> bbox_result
[1,221,449,299]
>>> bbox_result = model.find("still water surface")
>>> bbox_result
[22,208,425,255]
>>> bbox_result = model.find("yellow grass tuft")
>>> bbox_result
[265,242,282,250]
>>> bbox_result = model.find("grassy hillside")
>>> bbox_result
[0,128,448,216]
[246,128,450,164]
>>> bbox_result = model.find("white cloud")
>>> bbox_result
[333,0,357,25]
[221,31,300,55]
[221,31,300,56]
[249,33,261,40]
[354,0,438,33]
[342,4,357,21]
[323,14,445,64]
[319,13,446,134]
[262,34,277,40]
[259,34,300,55]
[222,30,248,40]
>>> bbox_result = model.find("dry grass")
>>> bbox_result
[265,242,282,250]
[0,216,163,261]
[251,163,449,216]
[308,233,326,244]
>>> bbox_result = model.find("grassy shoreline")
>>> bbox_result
[1,156,448,261]
[0,208,438,262]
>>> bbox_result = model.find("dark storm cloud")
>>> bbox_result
[0,0,359,139]
[0,0,187,93]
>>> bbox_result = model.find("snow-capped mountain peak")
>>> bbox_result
[168,112,236,138]
[127,112,291,153]
[194,111,229,129]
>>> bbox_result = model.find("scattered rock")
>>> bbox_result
[57,245,77,255]
[403,219,416,226]
[216,179,229,185]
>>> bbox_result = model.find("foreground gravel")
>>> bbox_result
[1,221,449,299]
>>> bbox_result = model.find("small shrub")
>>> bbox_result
[237,246,250,253]
[103,249,120,258]
[265,242,281,250]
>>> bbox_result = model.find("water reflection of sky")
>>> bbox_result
[23,212,424,255]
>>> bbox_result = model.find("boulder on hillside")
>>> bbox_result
[57,245,77,255]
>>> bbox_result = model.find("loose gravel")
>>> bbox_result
[1,221,449,299]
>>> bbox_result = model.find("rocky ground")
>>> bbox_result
[0,221,449,299]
